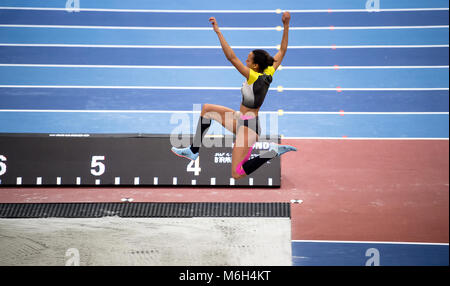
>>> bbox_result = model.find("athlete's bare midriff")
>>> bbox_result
[238,104,260,118]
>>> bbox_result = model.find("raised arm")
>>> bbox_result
[273,11,290,71]
[209,17,250,80]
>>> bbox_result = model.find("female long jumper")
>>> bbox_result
[172,12,297,180]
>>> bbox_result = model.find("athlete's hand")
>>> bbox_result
[209,17,220,33]
[282,11,291,26]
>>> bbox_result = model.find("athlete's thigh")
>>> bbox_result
[231,126,259,177]
[202,104,237,134]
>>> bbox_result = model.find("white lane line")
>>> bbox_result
[0,109,447,115]
[0,85,448,91]
[0,25,274,30]
[0,43,448,49]
[292,240,450,246]
[0,64,448,69]
[0,43,274,49]
[282,66,450,69]
[33,109,195,113]
[0,7,278,13]
[0,64,237,69]
[291,25,449,30]
[0,6,448,13]
[280,87,450,91]
[1,24,447,30]
[282,137,449,140]
[288,8,450,13]
[282,112,450,115]
[0,85,242,90]
[288,45,450,49]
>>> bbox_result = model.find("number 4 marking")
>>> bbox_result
[187,157,201,176]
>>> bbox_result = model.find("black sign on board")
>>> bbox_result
[0,134,281,187]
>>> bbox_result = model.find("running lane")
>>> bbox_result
[0,0,448,267]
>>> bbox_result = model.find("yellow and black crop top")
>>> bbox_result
[241,66,275,109]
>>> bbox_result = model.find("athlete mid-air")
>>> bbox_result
[172,12,297,179]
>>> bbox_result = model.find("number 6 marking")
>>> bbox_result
[91,156,105,176]
[0,155,6,176]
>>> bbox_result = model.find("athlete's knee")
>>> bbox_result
[201,104,212,117]
[231,172,245,180]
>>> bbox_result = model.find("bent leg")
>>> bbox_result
[240,142,298,175]
[190,104,237,154]
[231,126,259,179]
[201,104,237,135]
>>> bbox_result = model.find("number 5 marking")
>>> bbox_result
[91,156,105,176]
[187,157,201,176]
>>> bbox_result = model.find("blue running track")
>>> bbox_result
[0,0,448,266]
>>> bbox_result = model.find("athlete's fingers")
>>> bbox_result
[209,17,220,32]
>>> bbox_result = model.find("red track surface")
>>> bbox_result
[1,139,448,243]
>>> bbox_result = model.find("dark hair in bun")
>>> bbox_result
[252,49,275,73]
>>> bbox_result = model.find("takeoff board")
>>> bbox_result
[0,134,281,187]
